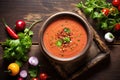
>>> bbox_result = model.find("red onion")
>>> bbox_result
[28,56,39,66]
[19,70,27,78]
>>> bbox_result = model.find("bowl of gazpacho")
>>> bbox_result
[40,11,92,62]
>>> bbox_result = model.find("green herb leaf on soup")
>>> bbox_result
[63,37,71,43]
[64,27,70,33]
[56,39,63,47]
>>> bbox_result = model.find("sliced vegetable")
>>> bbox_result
[15,20,26,31]
[28,56,39,66]
[20,70,28,78]
[104,32,115,42]
[7,63,20,76]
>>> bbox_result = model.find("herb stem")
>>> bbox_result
[25,19,42,35]
[29,19,42,30]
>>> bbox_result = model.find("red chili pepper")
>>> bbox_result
[2,19,19,39]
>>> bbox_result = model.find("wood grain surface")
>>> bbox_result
[0,0,120,80]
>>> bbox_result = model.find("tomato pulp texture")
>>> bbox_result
[43,16,87,59]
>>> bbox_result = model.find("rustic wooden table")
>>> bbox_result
[0,0,120,80]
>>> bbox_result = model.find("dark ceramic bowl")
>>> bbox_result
[39,11,93,62]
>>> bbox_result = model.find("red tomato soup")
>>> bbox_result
[43,16,87,58]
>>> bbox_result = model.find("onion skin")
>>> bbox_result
[104,32,115,42]
[19,70,27,78]
[28,56,39,66]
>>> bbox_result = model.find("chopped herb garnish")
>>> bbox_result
[56,27,71,47]
[63,37,71,43]
[64,27,70,33]
[56,39,63,47]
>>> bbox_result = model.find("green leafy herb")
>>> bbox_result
[56,39,63,47]
[64,27,70,33]
[63,37,71,43]
[28,66,38,78]
[2,19,42,61]
[56,27,71,47]
[15,60,23,67]
[77,0,120,31]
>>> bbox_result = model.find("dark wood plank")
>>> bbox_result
[0,0,80,43]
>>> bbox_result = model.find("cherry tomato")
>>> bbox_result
[112,0,120,7]
[118,5,120,11]
[40,73,48,80]
[114,23,120,31]
[32,78,38,80]
[17,77,24,80]
[15,20,26,31]
[8,63,20,76]
[102,8,110,16]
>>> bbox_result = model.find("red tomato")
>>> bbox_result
[112,0,120,7]
[40,73,48,80]
[118,5,120,11]
[15,20,26,31]
[114,23,120,31]
[17,77,24,80]
[32,78,38,80]
[102,8,110,16]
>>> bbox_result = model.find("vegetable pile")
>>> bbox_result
[1,19,48,80]
[2,19,40,61]
[77,0,120,42]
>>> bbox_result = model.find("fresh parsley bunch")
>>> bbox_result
[2,19,42,62]
[2,28,33,61]
[77,0,120,31]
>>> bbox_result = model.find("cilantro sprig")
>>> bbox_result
[77,0,120,31]
[56,28,71,47]
[2,19,42,62]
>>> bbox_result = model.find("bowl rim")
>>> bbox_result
[40,11,93,62]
